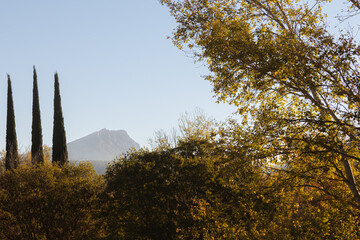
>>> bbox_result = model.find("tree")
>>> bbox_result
[348,0,360,12]
[102,141,281,239]
[31,66,44,164]
[149,108,216,151]
[160,0,360,208]
[5,75,18,171]
[52,73,68,166]
[103,119,360,239]
[0,163,104,239]
[215,120,360,239]
[102,115,283,239]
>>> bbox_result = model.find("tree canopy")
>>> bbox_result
[0,162,104,239]
[160,0,360,208]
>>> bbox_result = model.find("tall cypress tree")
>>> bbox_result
[5,75,19,170]
[31,66,44,164]
[52,73,68,166]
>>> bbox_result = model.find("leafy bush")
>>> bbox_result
[101,140,280,240]
[0,162,104,240]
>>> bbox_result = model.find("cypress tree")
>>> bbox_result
[31,66,44,164]
[5,75,19,170]
[52,73,68,166]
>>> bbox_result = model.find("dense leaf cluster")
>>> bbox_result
[160,0,360,212]
[0,163,104,239]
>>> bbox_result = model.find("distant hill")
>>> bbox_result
[67,128,140,162]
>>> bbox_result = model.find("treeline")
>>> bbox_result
[4,67,68,170]
[1,114,360,239]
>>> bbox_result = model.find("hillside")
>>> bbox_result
[67,128,140,161]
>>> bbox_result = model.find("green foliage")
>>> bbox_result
[1,0,360,236]
[160,0,360,208]
[102,136,289,239]
[5,75,18,170]
[0,162,104,240]
[52,73,68,166]
[217,120,360,239]
[31,66,44,164]
[127,116,360,239]
[1,113,360,238]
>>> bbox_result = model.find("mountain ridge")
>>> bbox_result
[67,128,140,161]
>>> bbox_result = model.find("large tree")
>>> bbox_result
[31,66,44,164]
[52,73,68,166]
[103,139,281,239]
[160,0,360,208]
[5,75,19,170]
[103,119,360,239]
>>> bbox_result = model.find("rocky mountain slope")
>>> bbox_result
[67,128,140,161]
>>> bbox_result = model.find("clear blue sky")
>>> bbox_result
[0,1,356,151]
[0,0,238,150]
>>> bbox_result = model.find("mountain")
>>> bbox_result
[67,128,140,162]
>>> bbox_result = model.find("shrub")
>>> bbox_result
[0,162,104,240]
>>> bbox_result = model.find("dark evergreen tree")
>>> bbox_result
[5,75,19,170]
[52,73,68,166]
[31,66,44,164]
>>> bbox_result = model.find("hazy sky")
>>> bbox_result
[0,1,357,151]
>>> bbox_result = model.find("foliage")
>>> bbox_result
[5,75,19,170]
[160,0,360,208]
[0,145,52,172]
[0,162,104,240]
[2,0,360,236]
[149,109,217,151]
[141,107,360,238]
[216,121,360,239]
[105,120,360,239]
[102,139,283,239]
[52,73,68,166]
[31,66,44,164]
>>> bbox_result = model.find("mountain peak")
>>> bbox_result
[67,129,140,161]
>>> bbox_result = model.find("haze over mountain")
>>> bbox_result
[67,128,140,161]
